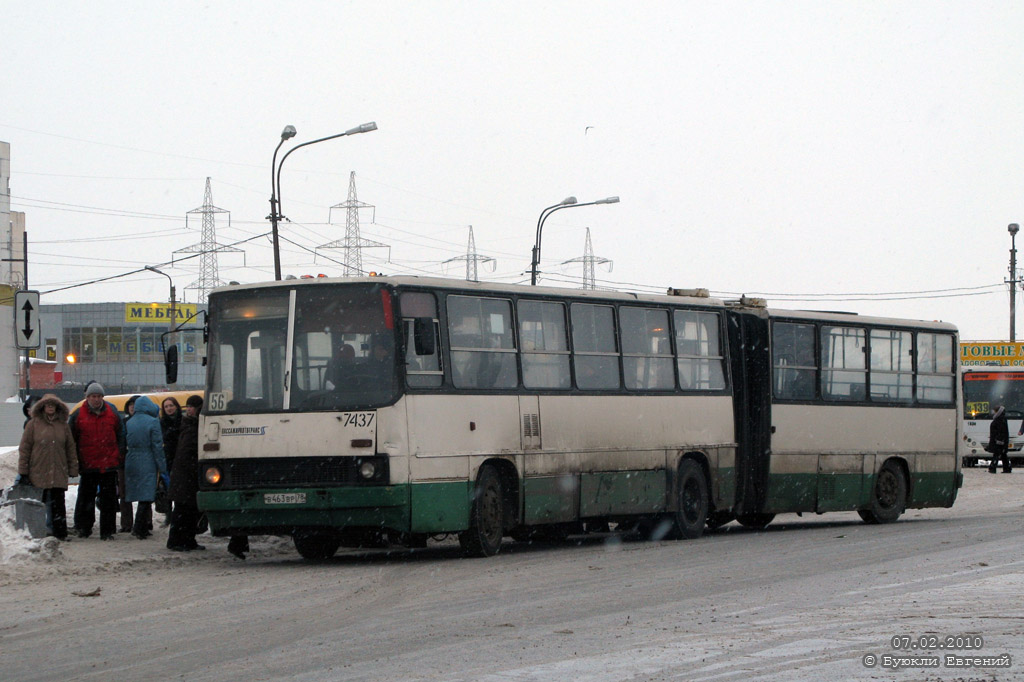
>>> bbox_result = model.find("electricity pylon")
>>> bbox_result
[443,226,495,282]
[174,177,243,303]
[317,171,388,276]
[562,227,612,289]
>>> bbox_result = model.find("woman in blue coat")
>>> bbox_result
[124,396,167,539]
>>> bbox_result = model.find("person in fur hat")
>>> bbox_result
[17,394,79,540]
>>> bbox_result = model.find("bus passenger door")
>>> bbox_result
[727,309,773,517]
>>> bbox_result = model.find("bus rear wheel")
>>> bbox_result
[859,460,907,524]
[459,465,505,557]
[673,459,709,539]
[293,531,341,560]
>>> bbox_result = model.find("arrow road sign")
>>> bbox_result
[14,290,40,349]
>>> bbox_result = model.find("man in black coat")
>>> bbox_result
[988,404,1013,474]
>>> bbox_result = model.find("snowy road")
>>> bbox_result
[1,467,1022,682]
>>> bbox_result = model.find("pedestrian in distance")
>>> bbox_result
[116,394,142,532]
[124,396,168,539]
[17,394,78,540]
[69,382,126,540]
[167,394,205,552]
[988,404,1013,474]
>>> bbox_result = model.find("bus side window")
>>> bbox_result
[400,292,443,388]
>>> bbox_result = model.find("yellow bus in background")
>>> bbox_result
[71,390,204,417]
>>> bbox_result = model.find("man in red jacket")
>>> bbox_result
[70,382,126,539]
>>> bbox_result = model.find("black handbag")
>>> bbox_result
[154,478,171,514]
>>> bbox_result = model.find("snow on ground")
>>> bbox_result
[0,446,72,565]
[0,445,293,579]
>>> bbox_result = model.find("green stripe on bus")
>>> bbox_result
[763,469,958,513]
[909,471,958,506]
[410,481,471,533]
[199,486,411,534]
[579,470,667,517]
[524,475,580,524]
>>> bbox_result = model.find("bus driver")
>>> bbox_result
[324,344,356,390]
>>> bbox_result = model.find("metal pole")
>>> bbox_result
[22,231,29,399]
[1011,224,1019,341]
[269,134,290,281]
[270,123,375,281]
[530,197,619,285]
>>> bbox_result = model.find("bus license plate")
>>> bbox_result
[264,492,307,505]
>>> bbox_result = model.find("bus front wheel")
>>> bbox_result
[859,460,907,524]
[459,465,505,557]
[673,459,709,539]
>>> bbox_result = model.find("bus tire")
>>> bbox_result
[459,465,505,557]
[859,460,907,524]
[736,513,774,530]
[673,459,709,539]
[293,531,341,560]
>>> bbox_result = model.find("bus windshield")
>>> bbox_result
[206,284,398,414]
[963,371,1024,419]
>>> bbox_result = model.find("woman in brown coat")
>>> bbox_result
[18,394,78,539]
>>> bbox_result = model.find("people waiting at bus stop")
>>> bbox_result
[124,396,168,539]
[17,394,78,540]
[70,382,126,540]
[167,394,205,551]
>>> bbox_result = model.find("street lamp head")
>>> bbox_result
[561,196,578,206]
[1010,223,1020,237]
[598,196,620,204]
[345,122,378,135]
[281,125,297,140]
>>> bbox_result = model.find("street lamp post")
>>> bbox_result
[145,265,176,326]
[268,122,378,280]
[146,265,176,349]
[1010,223,1020,341]
[268,125,297,282]
[530,195,619,285]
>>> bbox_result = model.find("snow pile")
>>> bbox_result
[0,446,67,565]
[0,504,63,564]
[0,446,18,489]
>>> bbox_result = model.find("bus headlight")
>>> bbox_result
[359,461,377,480]
[204,466,222,485]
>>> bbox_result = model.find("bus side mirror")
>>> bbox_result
[165,345,179,384]
[414,318,436,356]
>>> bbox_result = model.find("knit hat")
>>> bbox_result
[85,382,105,396]
[185,394,204,410]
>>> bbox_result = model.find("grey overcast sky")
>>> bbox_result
[2,1,1023,340]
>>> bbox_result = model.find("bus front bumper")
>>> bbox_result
[197,485,409,536]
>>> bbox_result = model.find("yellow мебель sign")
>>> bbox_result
[124,303,198,323]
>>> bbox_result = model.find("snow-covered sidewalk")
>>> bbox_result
[0,446,290,578]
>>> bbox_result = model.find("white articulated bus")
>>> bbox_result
[172,276,962,560]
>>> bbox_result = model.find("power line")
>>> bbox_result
[10,194,186,220]
[40,232,269,295]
